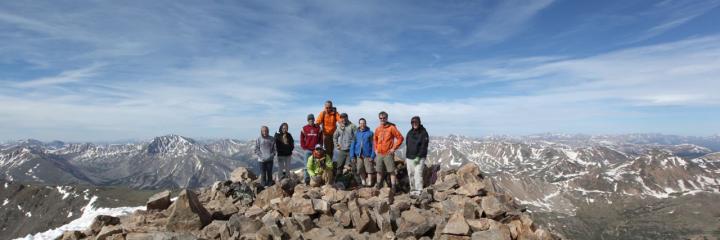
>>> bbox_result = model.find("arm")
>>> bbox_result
[289,134,295,151]
[270,137,277,157]
[349,135,356,159]
[373,130,379,154]
[370,133,376,160]
[306,157,316,176]
[392,126,404,152]
[333,130,340,148]
[419,130,429,157]
[300,128,306,149]
[315,111,324,126]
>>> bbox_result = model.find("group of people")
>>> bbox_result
[253,100,430,196]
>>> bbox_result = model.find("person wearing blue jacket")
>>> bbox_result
[350,118,376,187]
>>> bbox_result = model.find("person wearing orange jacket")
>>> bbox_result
[316,100,341,159]
[373,111,404,192]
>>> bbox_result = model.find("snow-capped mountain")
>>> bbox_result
[1,135,300,189]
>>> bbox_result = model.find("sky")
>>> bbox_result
[1,0,719,142]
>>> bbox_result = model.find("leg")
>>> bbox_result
[304,150,312,184]
[365,157,376,186]
[375,154,386,188]
[414,158,426,192]
[324,136,335,160]
[335,150,348,176]
[405,158,416,191]
[385,154,397,190]
[267,161,274,186]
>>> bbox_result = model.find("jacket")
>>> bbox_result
[350,127,375,159]
[374,122,404,156]
[274,132,295,156]
[316,110,341,136]
[300,124,322,151]
[333,122,357,151]
[254,135,276,162]
[306,154,333,177]
[405,125,429,159]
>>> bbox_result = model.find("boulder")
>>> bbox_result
[146,190,172,211]
[357,187,379,199]
[230,167,257,183]
[466,218,494,232]
[312,198,331,213]
[349,198,375,232]
[205,197,239,220]
[201,220,227,239]
[244,205,265,219]
[89,215,120,234]
[293,214,315,232]
[332,203,353,227]
[95,225,123,240]
[59,231,85,240]
[396,207,435,238]
[289,198,316,215]
[470,225,512,240]
[254,185,288,208]
[225,214,263,238]
[261,210,284,238]
[443,212,470,236]
[456,163,483,187]
[481,195,509,219]
[456,181,485,197]
[165,189,212,231]
[125,232,196,240]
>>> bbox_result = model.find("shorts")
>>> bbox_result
[356,156,375,174]
[375,153,396,173]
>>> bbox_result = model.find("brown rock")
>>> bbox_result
[125,232,196,240]
[312,198,331,213]
[165,189,212,231]
[466,218,494,232]
[289,198,316,215]
[293,214,315,232]
[244,205,265,219]
[205,197,239,220]
[95,225,123,240]
[396,207,435,238]
[59,231,85,240]
[254,185,288,208]
[470,227,512,240]
[507,220,523,239]
[481,196,509,219]
[225,214,263,238]
[463,200,480,219]
[357,187,379,199]
[349,198,375,232]
[90,215,121,234]
[332,203,352,227]
[456,182,485,197]
[201,220,227,239]
[261,210,283,238]
[230,167,257,183]
[443,212,470,236]
[456,163,484,187]
[146,190,172,211]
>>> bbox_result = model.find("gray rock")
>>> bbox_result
[164,189,212,231]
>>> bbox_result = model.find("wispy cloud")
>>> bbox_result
[14,64,103,88]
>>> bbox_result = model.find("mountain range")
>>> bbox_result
[2,133,720,239]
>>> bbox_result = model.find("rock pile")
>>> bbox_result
[58,163,560,240]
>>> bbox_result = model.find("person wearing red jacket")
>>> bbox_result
[300,113,322,184]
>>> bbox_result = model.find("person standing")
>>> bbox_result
[405,116,429,196]
[333,113,356,176]
[254,126,276,187]
[300,114,322,184]
[373,111,404,192]
[274,122,294,180]
[350,118,376,187]
[316,100,341,159]
[307,144,334,187]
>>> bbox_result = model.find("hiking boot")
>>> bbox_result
[375,182,383,189]
[391,185,397,193]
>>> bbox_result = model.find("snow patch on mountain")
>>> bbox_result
[17,196,144,240]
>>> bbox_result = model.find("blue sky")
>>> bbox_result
[1,0,719,141]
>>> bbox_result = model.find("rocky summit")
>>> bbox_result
[55,163,560,240]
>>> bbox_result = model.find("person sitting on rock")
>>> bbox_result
[307,144,334,187]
